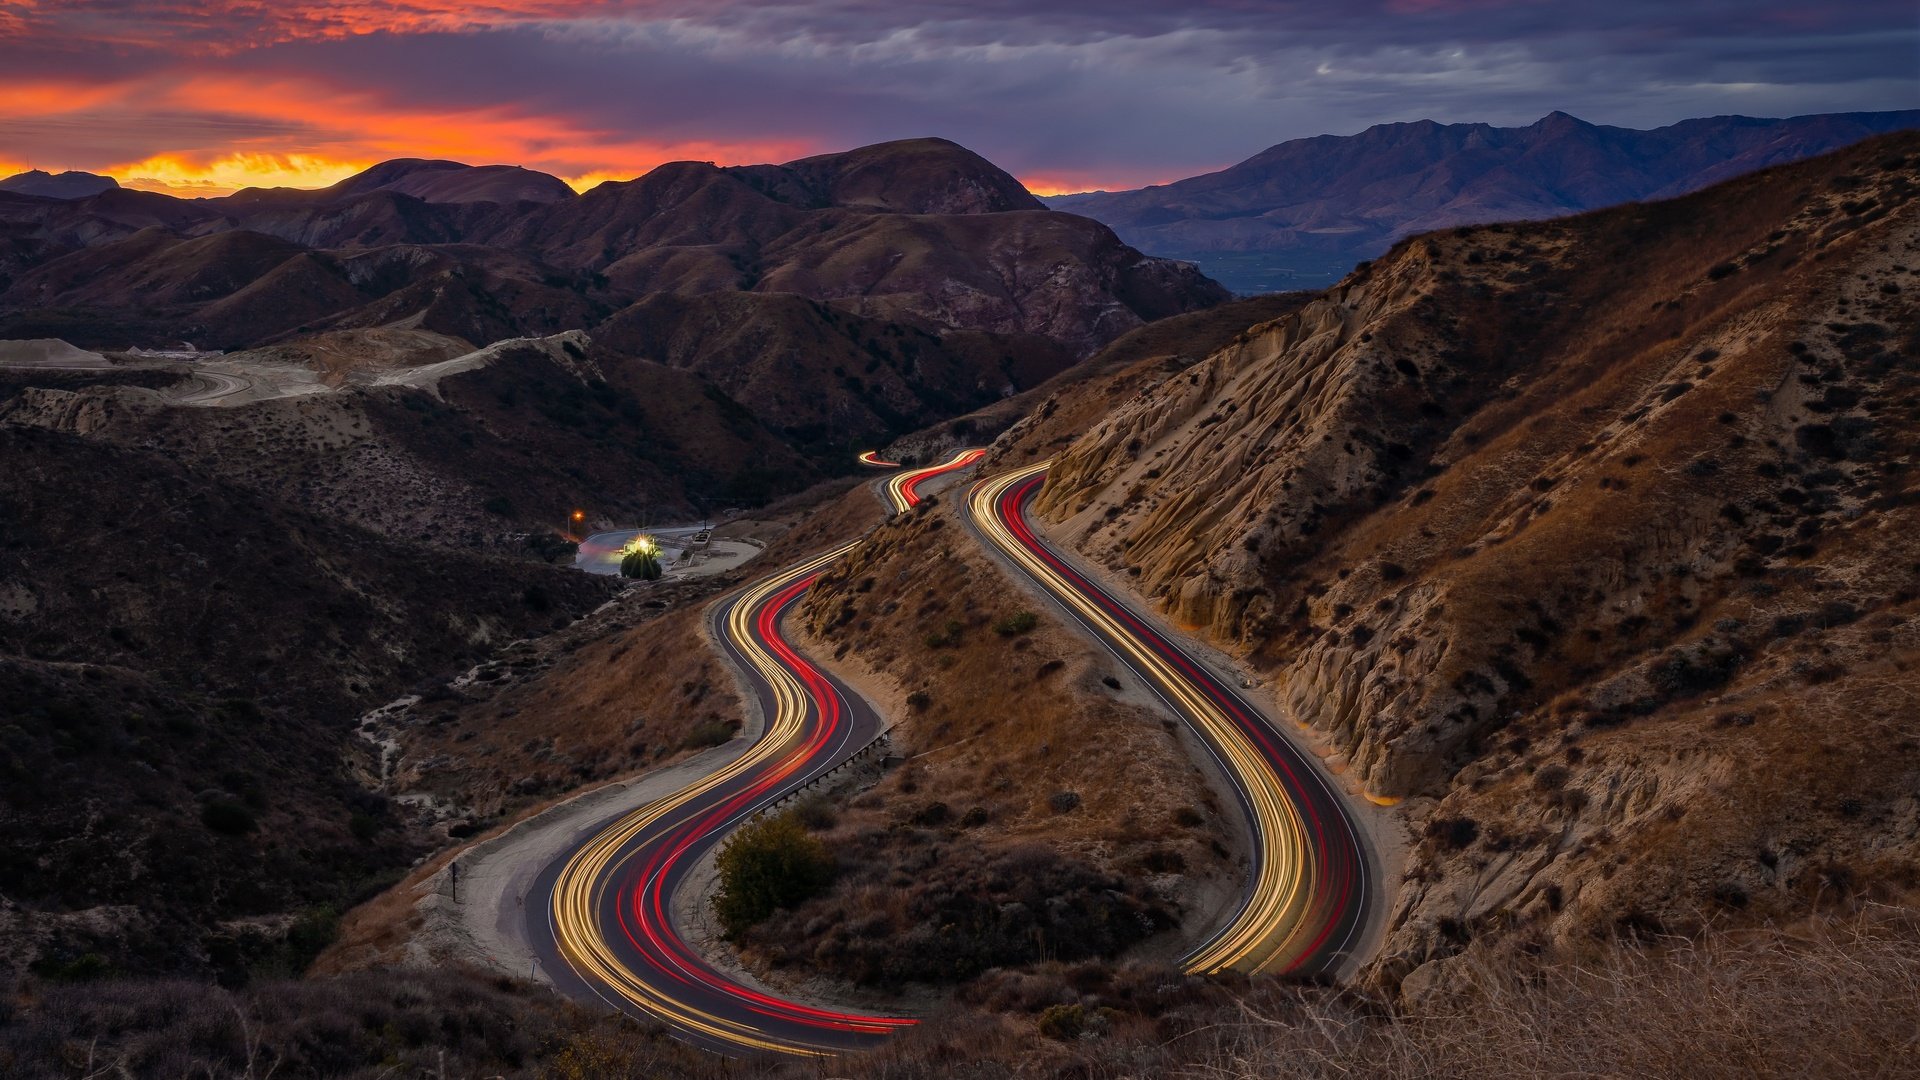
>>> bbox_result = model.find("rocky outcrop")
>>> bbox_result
[0,384,160,435]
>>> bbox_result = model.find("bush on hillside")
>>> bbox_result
[712,813,835,939]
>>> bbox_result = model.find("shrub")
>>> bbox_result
[679,719,735,751]
[1428,816,1479,850]
[1038,1002,1090,1040]
[792,796,838,831]
[711,813,835,938]
[994,611,1039,636]
[524,533,578,564]
[619,548,662,580]
[909,802,952,827]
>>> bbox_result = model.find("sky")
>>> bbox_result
[0,1,1915,197]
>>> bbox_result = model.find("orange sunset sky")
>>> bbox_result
[1,1,1912,198]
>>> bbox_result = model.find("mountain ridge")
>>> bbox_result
[0,138,1226,358]
[1047,109,1920,292]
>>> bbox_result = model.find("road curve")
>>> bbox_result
[523,450,986,1056]
[881,447,986,514]
[172,368,254,406]
[966,461,1375,977]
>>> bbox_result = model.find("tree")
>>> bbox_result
[711,812,835,938]
[619,548,662,580]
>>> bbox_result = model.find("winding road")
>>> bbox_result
[527,542,914,1055]
[967,461,1373,976]
[522,446,1373,1056]
[881,447,986,514]
[523,449,982,1055]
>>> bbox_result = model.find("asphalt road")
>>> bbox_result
[521,447,1372,1057]
[520,448,986,1056]
[524,541,916,1055]
[966,461,1375,977]
[882,447,986,513]
[172,368,253,405]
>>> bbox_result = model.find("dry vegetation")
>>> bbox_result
[885,292,1313,463]
[6,912,1914,1078]
[740,492,1242,987]
[377,595,746,826]
[1022,132,1920,990]
[0,423,615,980]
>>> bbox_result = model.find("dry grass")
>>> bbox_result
[1181,912,1920,1080]
[7,913,1915,1078]
[0,967,715,1080]
[392,598,746,819]
[827,911,1920,1080]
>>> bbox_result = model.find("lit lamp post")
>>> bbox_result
[569,509,585,541]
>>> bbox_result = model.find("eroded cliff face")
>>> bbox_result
[1028,134,1920,988]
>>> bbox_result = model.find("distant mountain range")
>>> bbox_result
[0,138,1224,360]
[1046,110,1920,293]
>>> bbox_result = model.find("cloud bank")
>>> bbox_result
[1,0,1913,194]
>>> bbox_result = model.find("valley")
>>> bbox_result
[1,111,1915,1080]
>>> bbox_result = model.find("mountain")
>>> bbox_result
[230,158,576,206]
[1015,131,1920,986]
[0,138,1226,361]
[1048,110,1920,293]
[0,169,119,199]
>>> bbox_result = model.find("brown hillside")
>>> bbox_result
[1027,133,1920,989]
[0,335,815,540]
[745,137,1045,215]
[596,291,1072,445]
[764,492,1241,987]
[0,423,617,978]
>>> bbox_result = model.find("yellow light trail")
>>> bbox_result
[547,542,882,1056]
[543,447,995,1056]
[967,460,1353,975]
[882,447,987,514]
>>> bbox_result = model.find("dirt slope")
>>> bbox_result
[1027,133,1920,989]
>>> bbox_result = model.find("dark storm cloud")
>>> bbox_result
[0,0,1912,190]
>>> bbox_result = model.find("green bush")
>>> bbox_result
[1038,1002,1089,1040]
[712,813,835,938]
[619,548,662,580]
[994,611,1039,636]
[678,719,735,751]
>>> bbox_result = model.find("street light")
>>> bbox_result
[569,509,585,541]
